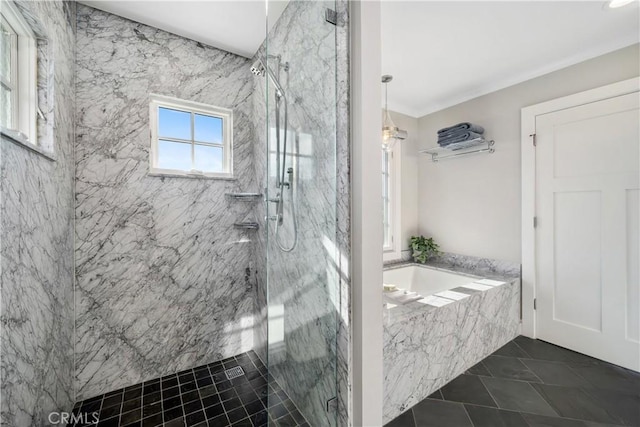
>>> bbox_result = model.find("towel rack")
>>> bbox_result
[420,138,495,162]
[226,193,263,201]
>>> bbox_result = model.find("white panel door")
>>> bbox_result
[536,91,639,370]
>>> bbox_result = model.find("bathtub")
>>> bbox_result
[382,262,521,423]
[383,264,480,296]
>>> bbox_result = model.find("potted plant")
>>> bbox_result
[410,235,440,263]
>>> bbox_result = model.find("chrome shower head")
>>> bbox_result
[250,59,266,76]
[250,57,286,98]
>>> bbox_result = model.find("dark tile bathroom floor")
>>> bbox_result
[71,351,309,427]
[385,336,640,427]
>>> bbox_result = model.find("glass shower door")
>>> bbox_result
[263,1,339,425]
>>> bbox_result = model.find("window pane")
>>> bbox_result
[157,140,192,171]
[0,20,13,81]
[382,151,390,247]
[0,85,11,129]
[194,113,223,144]
[194,144,223,173]
[158,107,191,140]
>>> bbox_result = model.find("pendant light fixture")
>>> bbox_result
[382,75,407,152]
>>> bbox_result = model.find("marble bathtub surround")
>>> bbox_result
[381,278,503,308]
[75,5,258,400]
[383,265,510,322]
[385,251,520,280]
[1,1,76,425]
[383,264,520,423]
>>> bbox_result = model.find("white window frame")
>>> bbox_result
[383,142,402,261]
[1,1,37,145]
[149,94,233,179]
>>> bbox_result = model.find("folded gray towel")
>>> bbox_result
[438,131,483,146]
[437,122,484,136]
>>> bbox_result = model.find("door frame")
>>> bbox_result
[520,77,640,338]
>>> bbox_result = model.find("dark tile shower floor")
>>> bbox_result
[386,336,640,427]
[71,351,310,427]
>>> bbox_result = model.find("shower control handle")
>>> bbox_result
[280,167,294,189]
[267,214,283,224]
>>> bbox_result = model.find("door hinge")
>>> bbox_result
[325,8,337,25]
[533,216,538,228]
[530,133,537,147]
[534,298,537,310]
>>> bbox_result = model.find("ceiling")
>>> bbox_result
[79,1,289,58]
[79,1,638,116]
[381,1,640,117]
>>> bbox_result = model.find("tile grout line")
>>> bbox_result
[71,350,308,427]
[461,402,629,427]
[457,400,526,415]
[525,380,561,418]
[478,374,559,418]
[410,408,418,427]
[470,372,545,385]
[512,339,532,358]
[474,376,499,409]
[460,403,476,427]
[386,337,639,427]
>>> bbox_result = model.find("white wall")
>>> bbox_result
[413,44,639,263]
[351,1,384,425]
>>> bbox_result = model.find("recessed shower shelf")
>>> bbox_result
[226,193,263,201]
[420,138,495,162]
[234,222,259,230]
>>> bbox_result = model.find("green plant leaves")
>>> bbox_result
[409,235,440,264]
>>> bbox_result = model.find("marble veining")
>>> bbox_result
[75,5,258,400]
[383,267,520,423]
[3,2,352,425]
[386,251,521,280]
[1,1,76,425]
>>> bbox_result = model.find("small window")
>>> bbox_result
[1,2,37,144]
[149,95,233,178]
[383,144,402,261]
[383,150,392,249]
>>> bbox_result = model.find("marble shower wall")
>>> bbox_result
[75,5,259,400]
[0,1,76,425]
[251,1,351,425]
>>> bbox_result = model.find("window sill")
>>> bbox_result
[1,129,55,161]
[383,247,402,262]
[148,170,236,181]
